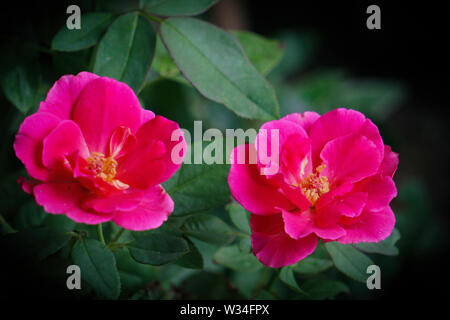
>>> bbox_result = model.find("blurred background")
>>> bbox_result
[0,0,448,299]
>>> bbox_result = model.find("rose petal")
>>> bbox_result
[72,77,144,154]
[320,134,382,185]
[116,116,185,189]
[309,108,384,165]
[67,208,115,225]
[250,214,318,268]
[14,112,60,181]
[280,134,312,184]
[379,145,399,178]
[108,126,137,159]
[38,72,99,120]
[73,155,124,194]
[316,182,354,209]
[81,189,144,213]
[228,144,295,215]
[282,209,346,240]
[278,184,311,212]
[140,109,156,125]
[337,206,396,244]
[112,185,174,231]
[256,118,309,177]
[33,182,114,224]
[18,177,38,195]
[353,174,397,212]
[42,120,89,180]
[281,111,320,132]
[322,192,367,219]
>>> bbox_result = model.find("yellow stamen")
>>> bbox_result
[86,152,128,190]
[300,165,330,206]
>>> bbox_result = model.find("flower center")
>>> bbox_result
[300,165,330,206]
[86,152,118,183]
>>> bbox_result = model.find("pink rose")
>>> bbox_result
[228,108,398,268]
[14,72,186,231]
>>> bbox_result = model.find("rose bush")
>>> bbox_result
[228,108,398,268]
[14,72,185,231]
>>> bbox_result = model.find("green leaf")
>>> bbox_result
[151,36,180,77]
[182,214,235,245]
[229,269,264,298]
[164,162,230,216]
[214,245,262,272]
[94,12,156,93]
[300,279,349,300]
[292,256,333,275]
[51,12,113,51]
[15,201,47,229]
[1,65,41,114]
[232,30,284,75]
[43,214,76,231]
[226,202,251,235]
[174,238,204,269]
[255,290,276,300]
[159,17,279,120]
[128,233,189,266]
[1,227,71,262]
[279,267,304,293]
[325,242,374,283]
[114,247,157,295]
[162,142,230,216]
[238,237,251,253]
[189,238,222,271]
[354,228,401,256]
[132,222,184,238]
[141,0,218,16]
[72,238,121,299]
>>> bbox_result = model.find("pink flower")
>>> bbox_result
[228,108,398,268]
[14,72,186,231]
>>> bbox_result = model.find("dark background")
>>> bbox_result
[0,0,448,299]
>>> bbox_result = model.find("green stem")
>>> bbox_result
[97,223,106,245]
[67,231,81,238]
[107,242,127,251]
[233,230,251,238]
[140,11,164,23]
